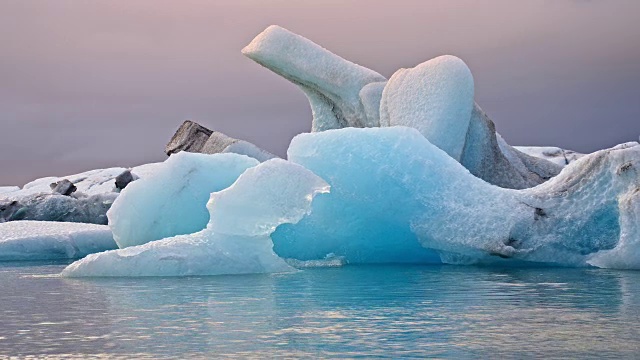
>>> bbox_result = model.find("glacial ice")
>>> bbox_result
[277,128,640,268]
[62,127,639,275]
[243,26,560,189]
[61,159,329,277]
[108,152,259,249]
[0,221,116,261]
[47,25,640,275]
[242,25,386,131]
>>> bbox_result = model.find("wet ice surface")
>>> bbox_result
[1,262,640,358]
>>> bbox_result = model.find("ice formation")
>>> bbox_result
[0,221,116,261]
[242,25,386,131]
[243,26,560,189]
[48,25,640,275]
[62,159,329,277]
[108,152,259,249]
[61,128,640,275]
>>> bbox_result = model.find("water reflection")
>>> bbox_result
[1,264,639,357]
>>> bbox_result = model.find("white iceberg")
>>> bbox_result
[108,152,259,249]
[61,159,329,277]
[0,220,116,261]
[242,25,386,132]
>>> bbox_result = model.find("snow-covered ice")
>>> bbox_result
[379,55,474,161]
[0,163,162,224]
[242,25,386,131]
[0,221,116,261]
[108,152,259,249]
[0,186,19,195]
[62,159,329,277]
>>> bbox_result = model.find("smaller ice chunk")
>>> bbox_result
[108,152,259,249]
[515,146,585,167]
[380,55,475,161]
[0,221,116,261]
[201,131,276,162]
[61,159,329,277]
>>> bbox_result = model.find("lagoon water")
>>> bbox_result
[1,262,639,358]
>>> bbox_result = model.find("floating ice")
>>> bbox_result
[380,55,474,161]
[61,159,329,277]
[242,25,386,131]
[0,221,116,261]
[108,152,259,249]
[274,127,640,268]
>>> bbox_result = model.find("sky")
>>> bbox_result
[1,0,639,185]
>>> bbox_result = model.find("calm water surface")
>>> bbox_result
[1,262,639,358]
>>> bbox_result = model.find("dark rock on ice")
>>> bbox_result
[165,120,213,155]
[49,179,77,196]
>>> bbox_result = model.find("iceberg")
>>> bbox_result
[63,127,639,275]
[0,220,116,261]
[61,159,329,277]
[108,152,259,249]
[53,25,640,276]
